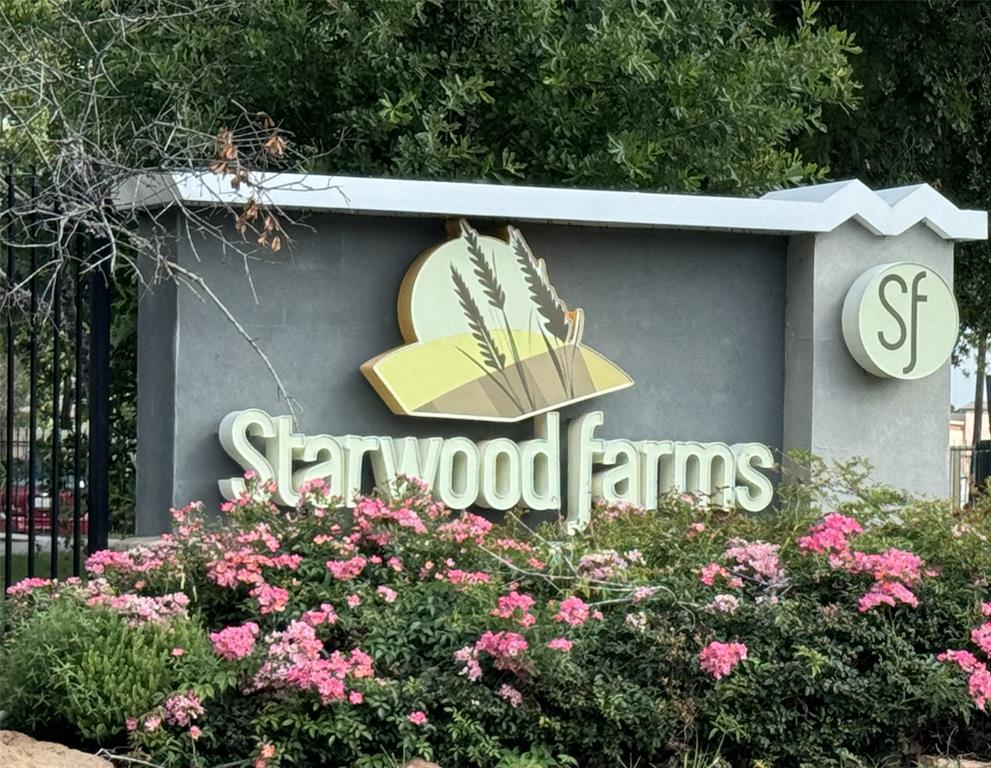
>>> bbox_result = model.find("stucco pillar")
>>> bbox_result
[782,222,955,497]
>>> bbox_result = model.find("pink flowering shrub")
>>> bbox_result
[552,595,596,626]
[210,622,260,660]
[699,641,749,679]
[4,461,991,767]
[0,586,228,744]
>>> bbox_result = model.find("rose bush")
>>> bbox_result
[3,458,991,767]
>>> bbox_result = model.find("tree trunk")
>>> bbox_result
[60,372,73,424]
[974,336,987,449]
[970,337,988,500]
[985,357,991,444]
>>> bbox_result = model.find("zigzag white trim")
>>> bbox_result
[762,180,986,240]
[115,172,987,242]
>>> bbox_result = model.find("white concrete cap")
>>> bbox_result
[115,172,988,242]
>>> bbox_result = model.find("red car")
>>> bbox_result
[0,483,87,535]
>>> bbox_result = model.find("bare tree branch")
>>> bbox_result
[0,0,343,421]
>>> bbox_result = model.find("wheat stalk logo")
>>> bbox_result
[450,224,584,405]
[510,226,580,397]
[449,264,524,413]
[462,221,537,410]
[361,218,633,422]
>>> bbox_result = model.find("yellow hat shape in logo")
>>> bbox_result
[361,220,634,422]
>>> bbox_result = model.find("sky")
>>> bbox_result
[953,352,978,408]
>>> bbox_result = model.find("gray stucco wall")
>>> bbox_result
[782,222,954,496]
[137,211,788,533]
[135,220,178,532]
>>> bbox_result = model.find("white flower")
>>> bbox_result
[707,594,741,614]
[624,611,647,631]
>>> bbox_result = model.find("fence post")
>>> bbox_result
[87,236,111,553]
[950,447,962,510]
[73,241,84,573]
[50,253,61,578]
[3,165,14,589]
[26,172,38,575]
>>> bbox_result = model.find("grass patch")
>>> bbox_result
[1,549,77,586]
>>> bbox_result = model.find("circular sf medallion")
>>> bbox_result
[841,262,958,380]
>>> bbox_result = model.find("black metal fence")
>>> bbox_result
[1,166,111,593]
[949,442,991,510]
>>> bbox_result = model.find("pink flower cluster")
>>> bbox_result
[856,579,919,612]
[376,585,399,603]
[592,498,647,522]
[251,620,374,705]
[95,592,190,627]
[251,583,289,614]
[843,549,927,612]
[254,742,277,768]
[85,546,172,577]
[553,595,602,626]
[206,543,300,590]
[210,622,260,660]
[490,590,536,627]
[352,497,428,541]
[965,665,991,712]
[326,556,367,581]
[699,562,743,589]
[218,475,281,516]
[169,501,207,539]
[698,641,748,680]
[723,539,785,585]
[454,630,534,678]
[302,603,339,626]
[163,690,205,727]
[439,568,492,587]
[454,645,483,681]
[453,633,535,694]
[475,630,529,664]
[5,577,54,596]
[379,475,448,521]
[685,521,706,538]
[798,516,931,612]
[206,541,298,612]
[496,683,523,708]
[578,549,639,581]
[546,637,573,652]
[847,548,927,583]
[236,523,282,552]
[974,622,991,655]
[130,688,205,741]
[437,512,493,544]
[938,649,991,710]
[631,586,656,603]
[797,513,863,556]
[294,477,337,514]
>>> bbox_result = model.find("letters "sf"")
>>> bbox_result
[877,270,928,375]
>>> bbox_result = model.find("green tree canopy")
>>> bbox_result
[4,0,858,194]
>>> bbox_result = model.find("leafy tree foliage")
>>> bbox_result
[6,0,858,193]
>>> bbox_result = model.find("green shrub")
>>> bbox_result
[0,592,232,743]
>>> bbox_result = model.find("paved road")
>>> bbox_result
[2,533,158,556]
